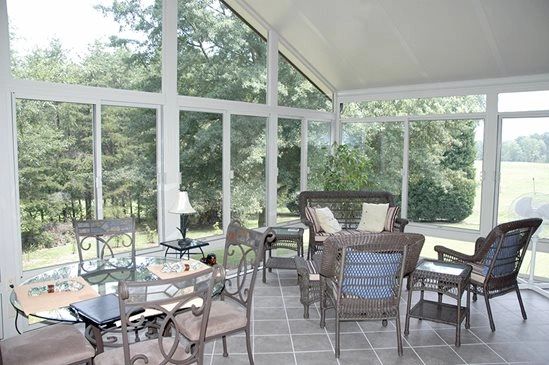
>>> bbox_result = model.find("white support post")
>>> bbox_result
[265,30,279,226]
[92,104,103,257]
[333,93,341,145]
[480,92,499,236]
[300,119,308,192]
[222,111,231,232]
[162,0,180,240]
[401,118,410,218]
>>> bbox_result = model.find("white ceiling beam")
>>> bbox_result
[471,0,507,76]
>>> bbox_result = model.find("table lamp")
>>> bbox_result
[169,191,196,239]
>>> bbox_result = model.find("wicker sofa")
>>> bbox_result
[298,190,410,258]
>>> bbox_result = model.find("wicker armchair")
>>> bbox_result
[319,233,424,357]
[435,218,542,332]
[295,253,322,318]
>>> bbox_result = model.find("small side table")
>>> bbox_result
[263,227,304,283]
[405,259,472,346]
[160,238,209,259]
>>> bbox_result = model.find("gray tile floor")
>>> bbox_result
[204,268,549,365]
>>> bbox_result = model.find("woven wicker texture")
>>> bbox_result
[298,191,409,258]
[435,218,542,332]
[319,233,423,357]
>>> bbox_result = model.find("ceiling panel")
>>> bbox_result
[228,0,549,92]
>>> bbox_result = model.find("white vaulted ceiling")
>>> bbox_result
[226,0,549,93]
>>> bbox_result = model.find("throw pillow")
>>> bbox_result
[305,206,323,233]
[357,203,389,233]
[384,206,400,232]
[315,207,342,234]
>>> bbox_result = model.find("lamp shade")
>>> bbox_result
[169,191,196,214]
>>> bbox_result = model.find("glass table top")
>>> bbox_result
[11,256,222,323]
[416,259,470,277]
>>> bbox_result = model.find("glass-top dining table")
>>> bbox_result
[10,256,223,352]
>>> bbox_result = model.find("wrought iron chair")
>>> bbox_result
[94,264,223,365]
[73,218,136,262]
[435,218,542,332]
[176,221,273,365]
[320,233,419,357]
[0,323,95,365]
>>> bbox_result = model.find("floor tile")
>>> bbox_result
[338,349,381,365]
[374,348,423,365]
[414,346,465,365]
[292,334,332,352]
[451,343,506,364]
[254,334,293,353]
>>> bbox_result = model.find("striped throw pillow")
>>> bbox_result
[305,206,322,233]
[384,206,400,232]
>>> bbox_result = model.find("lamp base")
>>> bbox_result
[178,214,189,239]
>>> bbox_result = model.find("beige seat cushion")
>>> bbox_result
[0,323,95,365]
[470,262,486,284]
[315,229,367,242]
[94,337,192,365]
[176,300,247,342]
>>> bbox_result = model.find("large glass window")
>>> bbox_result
[342,95,486,118]
[307,121,331,190]
[408,119,484,230]
[278,53,332,111]
[230,115,267,228]
[7,0,161,92]
[499,90,549,112]
[277,118,301,223]
[498,117,549,239]
[180,111,223,238]
[177,0,266,103]
[342,122,404,201]
[17,99,94,270]
[101,106,158,252]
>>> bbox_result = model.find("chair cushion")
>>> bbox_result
[315,229,365,242]
[94,337,191,365]
[341,251,402,299]
[305,259,320,281]
[176,300,247,342]
[0,323,95,365]
[483,233,521,277]
[384,206,400,232]
[470,262,486,284]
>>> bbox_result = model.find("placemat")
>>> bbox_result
[148,259,210,280]
[14,276,99,316]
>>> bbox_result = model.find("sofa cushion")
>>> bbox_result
[315,229,366,242]
[305,206,322,233]
[384,206,400,232]
[357,203,389,233]
[315,207,342,234]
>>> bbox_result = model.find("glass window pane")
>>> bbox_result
[499,90,549,112]
[498,117,549,239]
[408,119,484,230]
[177,0,266,103]
[8,0,161,92]
[102,106,158,252]
[278,53,331,111]
[231,115,267,228]
[421,236,475,260]
[278,118,301,223]
[307,121,331,190]
[180,111,223,238]
[342,95,486,118]
[17,99,94,270]
[342,122,404,201]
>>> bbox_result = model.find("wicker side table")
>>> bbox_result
[405,259,472,346]
[295,255,321,318]
[262,227,304,283]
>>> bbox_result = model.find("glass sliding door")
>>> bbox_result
[180,111,223,238]
[408,119,484,231]
[497,116,549,280]
[230,115,267,228]
[307,121,331,190]
[277,118,301,223]
[101,106,158,252]
[17,99,94,270]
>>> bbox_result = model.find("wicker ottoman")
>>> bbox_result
[295,255,321,319]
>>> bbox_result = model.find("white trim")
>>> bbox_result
[401,119,409,218]
[222,111,231,232]
[480,93,499,235]
[338,73,549,102]
[300,119,308,192]
[341,112,487,124]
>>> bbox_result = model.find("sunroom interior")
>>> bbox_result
[1,0,549,363]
